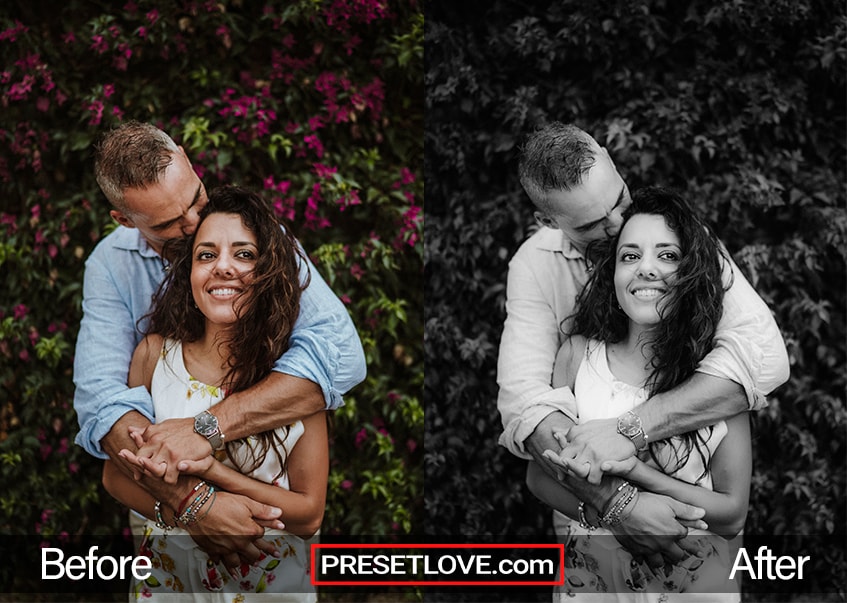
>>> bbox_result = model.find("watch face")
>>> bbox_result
[620,423,638,437]
[618,413,641,436]
[195,412,218,435]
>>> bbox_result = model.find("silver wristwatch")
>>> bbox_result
[194,410,225,451]
[616,410,648,452]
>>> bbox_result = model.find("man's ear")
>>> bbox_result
[110,209,135,229]
[534,211,556,230]
[599,146,617,169]
[177,145,191,164]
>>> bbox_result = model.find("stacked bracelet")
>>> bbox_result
[175,481,216,527]
[600,481,638,528]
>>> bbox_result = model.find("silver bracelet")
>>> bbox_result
[578,502,597,531]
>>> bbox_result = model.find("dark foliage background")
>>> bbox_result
[424,1,846,600]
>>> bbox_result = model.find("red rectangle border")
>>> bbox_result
[310,543,565,586]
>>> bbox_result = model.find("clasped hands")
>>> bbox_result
[533,415,709,569]
[541,417,635,484]
[118,417,209,484]
[117,418,285,572]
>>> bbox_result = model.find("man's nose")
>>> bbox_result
[181,211,201,237]
[605,210,625,236]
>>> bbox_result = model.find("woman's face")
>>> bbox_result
[613,213,682,328]
[190,212,258,327]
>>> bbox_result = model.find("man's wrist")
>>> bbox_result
[194,410,225,451]
[146,475,204,510]
[563,471,625,512]
[616,410,648,452]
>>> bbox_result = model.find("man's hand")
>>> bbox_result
[186,491,285,577]
[524,412,575,481]
[125,418,213,484]
[610,491,708,568]
[560,417,636,484]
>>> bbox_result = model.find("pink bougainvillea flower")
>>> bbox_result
[90,35,108,54]
[13,304,28,320]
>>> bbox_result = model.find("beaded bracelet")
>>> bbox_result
[195,490,217,523]
[578,502,598,531]
[603,484,636,524]
[176,481,208,517]
[600,483,638,527]
[177,483,216,527]
[154,500,177,531]
[600,481,630,516]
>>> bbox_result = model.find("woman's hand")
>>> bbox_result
[600,456,640,478]
[176,455,217,478]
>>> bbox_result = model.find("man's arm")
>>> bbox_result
[697,253,790,406]
[273,248,367,408]
[73,245,156,458]
[497,250,580,459]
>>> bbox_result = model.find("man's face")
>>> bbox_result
[109,148,209,255]
[534,147,631,254]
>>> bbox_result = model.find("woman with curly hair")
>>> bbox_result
[102,185,325,601]
[527,186,751,601]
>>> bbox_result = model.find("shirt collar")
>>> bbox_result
[533,226,585,260]
[111,226,162,259]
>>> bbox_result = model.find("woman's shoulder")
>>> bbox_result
[553,334,590,390]
[137,333,166,357]
[129,334,167,389]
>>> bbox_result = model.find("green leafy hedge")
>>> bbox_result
[425,0,845,599]
[0,0,423,591]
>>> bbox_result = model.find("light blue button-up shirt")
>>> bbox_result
[73,226,366,458]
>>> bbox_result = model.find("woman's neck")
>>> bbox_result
[606,323,658,388]
[182,322,234,387]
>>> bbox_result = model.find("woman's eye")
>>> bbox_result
[660,251,680,261]
[236,250,256,260]
[197,251,214,260]
[620,252,639,262]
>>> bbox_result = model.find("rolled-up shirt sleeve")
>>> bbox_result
[497,253,579,459]
[73,250,155,459]
[697,255,790,410]
[272,249,366,410]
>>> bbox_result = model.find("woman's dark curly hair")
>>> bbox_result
[145,185,310,479]
[570,186,731,480]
